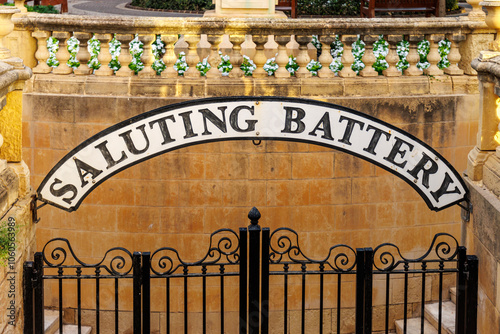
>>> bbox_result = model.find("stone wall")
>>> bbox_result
[0,55,34,334]
[22,73,478,333]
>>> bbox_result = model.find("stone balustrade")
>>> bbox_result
[9,13,494,79]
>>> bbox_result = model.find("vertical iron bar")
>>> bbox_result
[166,277,170,334]
[301,264,306,334]
[284,264,289,334]
[76,268,82,334]
[248,218,261,334]
[337,274,341,334]
[364,248,373,334]
[438,262,444,334]
[239,227,248,334]
[184,265,188,334]
[142,253,151,334]
[34,253,44,334]
[261,228,270,334]
[421,262,426,334]
[202,265,207,334]
[220,265,225,334]
[58,267,63,334]
[385,273,390,334]
[132,252,142,334]
[96,268,100,334]
[319,264,324,334]
[404,263,409,334]
[465,255,478,334]
[355,249,365,334]
[456,247,467,334]
[115,278,119,334]
[23,262,34,334]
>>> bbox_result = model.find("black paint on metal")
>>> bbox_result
[23,262,34,334]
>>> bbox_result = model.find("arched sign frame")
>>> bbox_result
[36,96,469,213]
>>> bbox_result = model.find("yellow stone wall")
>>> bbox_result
[0,90,23,162]
[21,73,478,332]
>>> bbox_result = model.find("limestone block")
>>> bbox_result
[477,80,500,150]
[3,29,37,69]
[484,153,500,196]
[459,32,495,75]
[0,90,22,162]
[8,161,29,197]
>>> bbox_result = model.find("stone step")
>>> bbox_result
[425,300,456,334]
[44,310,60,334]
[61,324,92,334]
[450,287,456,304]
[395,318,438,334]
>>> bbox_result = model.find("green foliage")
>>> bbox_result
[446,0,459,11]
[0,220,18,267]
[132,0,214,11]
[297,0,359,16]
[1,3,59,13]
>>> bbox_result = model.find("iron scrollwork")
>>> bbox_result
[269,227,356,272]
[150,228,240,276]
[373,232,459,271]
[42,238,133,276]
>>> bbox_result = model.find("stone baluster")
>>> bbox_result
[404,35,424,76]
[229,34,245,78]
[359,35,379,77]
[338,35,357,78]
[252,35,268,78]
[295,35,312,78]
[161,35,179,78]
[138,34,157,77]
[382,35,403,77]
[206,35,222,78]
[74,32,92,75]
[444,34,465,75]
[317,36,334,78]
[32,30,52,73]
[423,34,444,76]
[14,0,27,12]
[481,0,500,52]
[467,0,486,20]
[94,33,114,76]
[184,34,201,78]
[115,34,134,77]
[274,35,291,78]
[52,31,73,75]
[0,6,18,60]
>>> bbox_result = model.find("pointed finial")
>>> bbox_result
[248,207,261,226]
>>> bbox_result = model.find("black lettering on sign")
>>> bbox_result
[431,172,461,202]
[178,111,198,139]
[383,137,414,168]
[149,116,176,145]
[119,125,150,155]
[338,116,365,145]
[199,107,227,135]
[95,140,128,169]
[281,106,306,134]
[230,105,258,132]
[49,179,77,205]
[308,112,334,140]
[363,125,391,155]
[74,159,102,187]
[407,152,438,189]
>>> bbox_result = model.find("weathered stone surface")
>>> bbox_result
[0,90,22,162]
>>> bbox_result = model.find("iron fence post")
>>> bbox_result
[355,248,365,334]
[456,246,467,334]
[133,252,142,334]
[465,255,478,334]
[261,227,270,334]
[33,253,44,334]
[239,227,248,334]
[248,207,261,334]
[23,261,34,334]
[363,248,373,334]
[142,252,151,334]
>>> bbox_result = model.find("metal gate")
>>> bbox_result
[23,207,478,334]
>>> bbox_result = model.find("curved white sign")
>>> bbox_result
[37,97,468,212]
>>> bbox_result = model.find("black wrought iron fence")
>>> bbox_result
[23,207,478,334]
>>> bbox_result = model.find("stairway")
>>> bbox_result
[44,310,92,334]
[395,287,457,334]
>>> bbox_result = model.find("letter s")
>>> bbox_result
[49,178,78,205]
